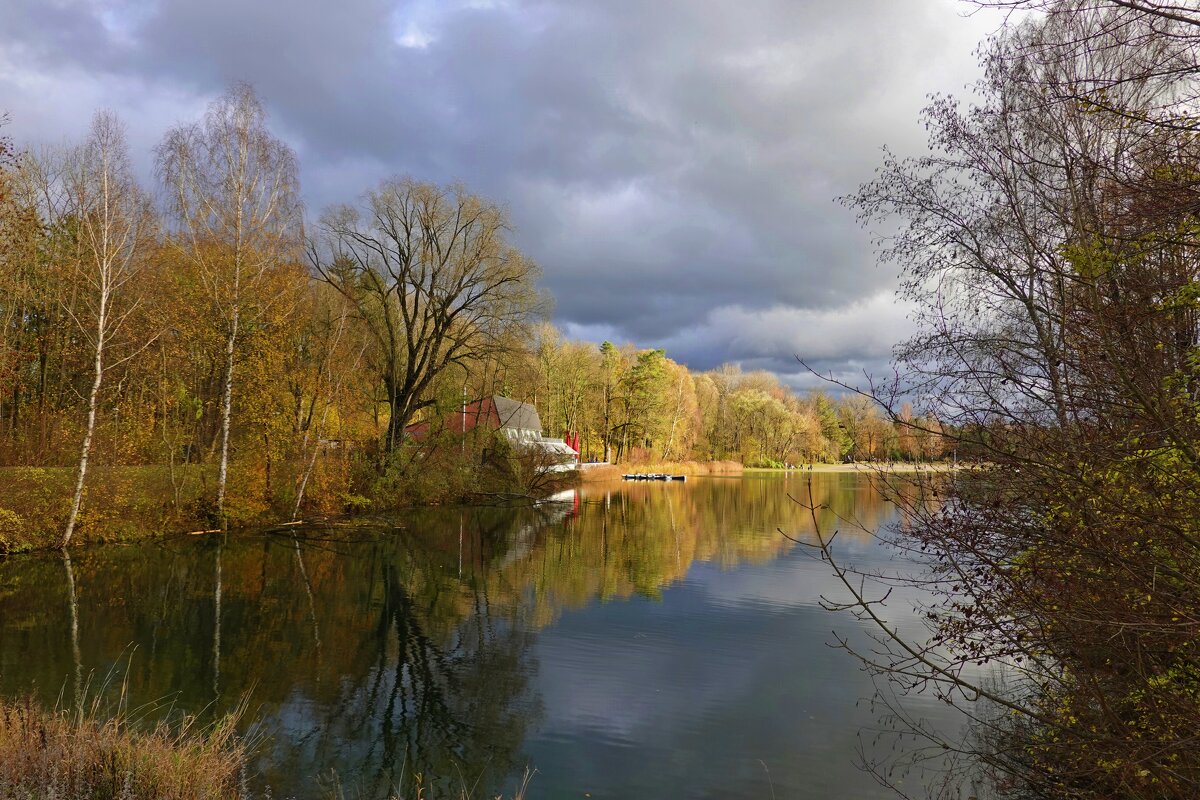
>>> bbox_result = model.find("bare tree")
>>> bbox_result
[157,83,302,526]
[971,0,1200,133]
[308,178,544,453]
[60,112,153,548]
[832,3,1200,797]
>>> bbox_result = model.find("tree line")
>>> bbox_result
[0,86,947,547]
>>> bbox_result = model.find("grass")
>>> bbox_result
[0,465,220,552]
[0,696,250,800]
[0,460,332,552]
[329,769,535,800]
[0,693,535,800]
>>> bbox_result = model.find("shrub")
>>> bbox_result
[0,508,27,556]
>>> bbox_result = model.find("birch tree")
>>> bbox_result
[61,112,152,548]
[661,361,697,461]
[156,83,302,526]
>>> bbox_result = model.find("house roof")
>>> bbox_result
[491,396,541,432]
[404,395,542,439]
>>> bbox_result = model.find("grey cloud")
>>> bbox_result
[655,293,916,374]
[0,0,998,379]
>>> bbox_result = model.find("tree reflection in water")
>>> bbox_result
[0,472,897,798]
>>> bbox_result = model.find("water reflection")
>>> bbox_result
[0,473,931,799]
[63,550,82,712]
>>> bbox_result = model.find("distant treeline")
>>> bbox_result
[516,332,946,466]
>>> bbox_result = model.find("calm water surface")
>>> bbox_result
[0,473,960,799]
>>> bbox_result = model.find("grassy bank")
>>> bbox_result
[0,466,206,553]
[0,440,568,552]
[0,464,301,553]
[0,698,248,800]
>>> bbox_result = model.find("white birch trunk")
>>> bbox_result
[664,373,685,462]
[293,317,361,519]
[215,308,239,528]
[61,290,106,548]
[57,112,146,549]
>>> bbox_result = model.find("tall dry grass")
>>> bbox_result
[0,696,249,800]
[328,767,535,800]
[0,692,536,800]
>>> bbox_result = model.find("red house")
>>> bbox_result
[404,396,578,468]
[405,395,542,439]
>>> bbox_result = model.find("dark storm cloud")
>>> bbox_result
[0,0,996,377]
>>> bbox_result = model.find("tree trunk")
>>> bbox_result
[293,439,323,522]
[62,292,107,549]
[9,382,18,443]
[602,387,612,463]
[385,385,412,453]
[215,308,239,528]
[664,374,685,461]
[263,432,272,503]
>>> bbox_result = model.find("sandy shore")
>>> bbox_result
[743,462,961,474]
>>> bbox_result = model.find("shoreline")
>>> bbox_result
[0,460,960,555]
[742,462,961,474]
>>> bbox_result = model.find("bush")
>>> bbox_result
[0,508,28,555]
[366,436,480,507]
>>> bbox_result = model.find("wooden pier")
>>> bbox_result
[622,473,687,482]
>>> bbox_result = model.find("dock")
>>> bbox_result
[622,473,687,481]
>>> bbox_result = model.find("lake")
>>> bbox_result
[0,472,965,799]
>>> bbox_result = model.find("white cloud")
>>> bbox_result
[396,22,433,49]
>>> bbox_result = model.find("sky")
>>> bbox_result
[0,0,1004,390]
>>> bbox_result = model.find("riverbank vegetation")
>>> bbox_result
[838,2,1200,798]
[0,697,248,799]
[0,91,948,551]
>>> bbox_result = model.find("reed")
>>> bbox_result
[0,696,250,800]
